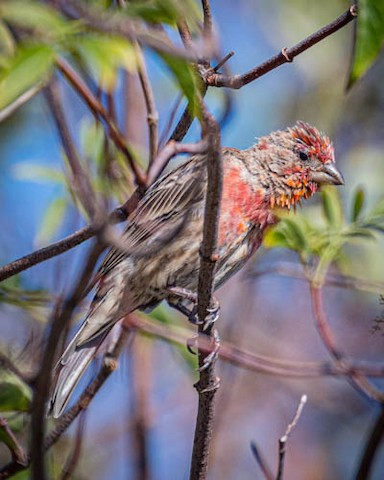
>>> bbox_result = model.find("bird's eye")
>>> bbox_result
[299,151,309,161]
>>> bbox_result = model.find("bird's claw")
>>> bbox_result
[188,300,220,331]
[198,329,221,371]
[186,335,199,355]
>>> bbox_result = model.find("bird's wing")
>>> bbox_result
[98,155,207,277]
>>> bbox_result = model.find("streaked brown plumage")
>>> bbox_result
[49,121,344,417]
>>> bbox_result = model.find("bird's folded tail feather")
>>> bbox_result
[49,328,109,418]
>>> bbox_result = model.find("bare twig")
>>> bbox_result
[56,57,146,187]
[250,442,274,480]
[135,44,159,165]
[0,225,96,283]
[30,243,104,480]
[0,417,27,467]
[356,407,384,480]
[277,394,307,480]
[189,105,222,480]
[178,20,194,50]
[310,284,384,403]
[44,79,98,219]
[201,0,213,39]
[202,6,357,89]
[131,337,151,480]
[59,412,87,480]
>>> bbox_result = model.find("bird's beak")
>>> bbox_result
[311,163,344,186]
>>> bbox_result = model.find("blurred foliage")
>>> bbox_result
[264,186,384,282]
[0,373,31,413]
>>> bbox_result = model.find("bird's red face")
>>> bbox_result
[268,121,344,208]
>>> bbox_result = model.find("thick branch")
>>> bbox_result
[190,105,222,480]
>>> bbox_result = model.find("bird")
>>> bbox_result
[49,121,344,417]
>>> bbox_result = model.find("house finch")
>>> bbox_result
[50,121,343,417]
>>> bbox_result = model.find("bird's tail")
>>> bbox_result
[48,323,109,418]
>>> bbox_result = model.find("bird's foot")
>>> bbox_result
[167,286,220,331]
[186,329,221,371]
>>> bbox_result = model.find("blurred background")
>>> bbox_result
[1,0,384,478]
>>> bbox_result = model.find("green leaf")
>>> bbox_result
[35,197,68,246]
[161,54,201,118]
[351,187,365,221]
[0,43,55,110]
[0,380,31,413]
[122,0,200,26]
[263,228,291,250]
[74,34,137,90]
[348,0,384,88]
[0,1,78,39]
[321,187,343,228]
[0,20,15,57]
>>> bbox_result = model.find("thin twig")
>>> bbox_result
[250,442,274,480]
[0,417,27,467]
[44,79,97,219]
[189,104,222,480]
[277,394,307,480]
[59,412,87,480]
[135,44,159,165]
[310,284,384,403]
[355,407,384,480]
[131,337,151,480]
[56,57,146,187]
[202,6,357,89]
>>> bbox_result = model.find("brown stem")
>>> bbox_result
[203,6,357,89]
[178,20,194,50]
[189,105,222,480]
[355,407,384,480]
[44,79,97,219]
[135,45,159,165]
[127,315,384,380]
[250,442,274,480]
[30,243,103,480]
[56,57,146,187]
[59,412,87,480]
[0,417,27,467]
[310,284,384,403]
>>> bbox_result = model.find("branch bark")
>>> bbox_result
[189,105,222,480]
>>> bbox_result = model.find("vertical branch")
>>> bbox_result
[131,337,151,480]
[190,105,222,480]
[30,243,104,480]
[356,407,384,480]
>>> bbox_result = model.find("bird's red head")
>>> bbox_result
[256,121,344,209]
